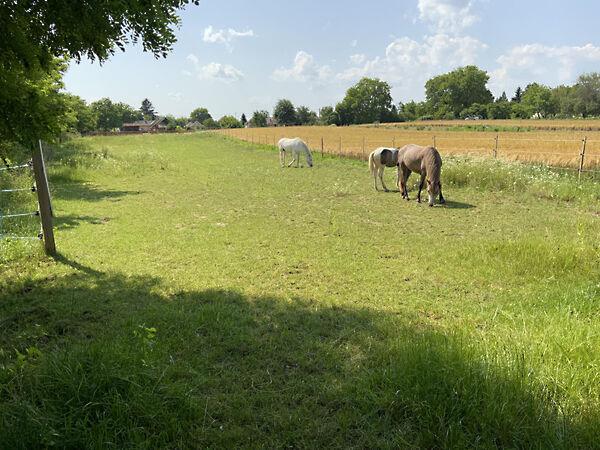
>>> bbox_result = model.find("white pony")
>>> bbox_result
[368,147,401,191]
[278,138,313,168]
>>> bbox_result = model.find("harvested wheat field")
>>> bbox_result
[221,124,600,169]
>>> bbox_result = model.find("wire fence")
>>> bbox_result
[219,129,600,178]
[0,158,43,243]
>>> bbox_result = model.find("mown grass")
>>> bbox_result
[1,133,599,448]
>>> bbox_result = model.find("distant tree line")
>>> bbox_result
[248,68,600,128]
[61,67,600,136]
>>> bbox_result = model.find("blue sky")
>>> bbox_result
[64,0,600,118]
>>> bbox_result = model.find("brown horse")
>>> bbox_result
[397,144,445,206]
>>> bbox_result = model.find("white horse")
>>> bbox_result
[368,147,401,191]
[278,138,313,168]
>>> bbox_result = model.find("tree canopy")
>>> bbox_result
[296,106,318,126]
[273,99,297,126]
[140,99,157,120]
[574,73,600,117]
[425,66,493,119]
[250,111,269,128]
[336,78,395,125]
[91,98,142,131]
[218,115,243,129]
[0,0,198,148]
[190,108,212,123]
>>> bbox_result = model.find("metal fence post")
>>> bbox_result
[578,136,587,181]
[494,134,499,158]
[32,140,56,255]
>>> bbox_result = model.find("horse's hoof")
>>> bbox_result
[440,199,446,204]
[429,204,434,207]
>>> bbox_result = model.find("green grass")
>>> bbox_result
[1,133,599,448]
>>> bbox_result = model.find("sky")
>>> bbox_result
[64,0,600,119]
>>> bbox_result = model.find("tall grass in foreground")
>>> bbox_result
[1,279,598,448]
[441,156,600,205]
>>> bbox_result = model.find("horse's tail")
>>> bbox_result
[427,148,442,184]
[368,151,376,174]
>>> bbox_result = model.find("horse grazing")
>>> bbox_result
[397,144,445,206]
[278,138,313,168]
[368,147,402,191]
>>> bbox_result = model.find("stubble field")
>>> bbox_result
[222,121,600,169]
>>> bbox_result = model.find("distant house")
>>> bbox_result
[266,116,278,127]
[185,121,205,131]
[121,117,168,133]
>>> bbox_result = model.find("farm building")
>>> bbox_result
[121,117,168,133]
[185,121,204,131]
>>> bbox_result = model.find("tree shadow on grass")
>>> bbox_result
[48,169,142,204]
[0,258,596,449]
[54,214,111,230]
[52,183,142,203]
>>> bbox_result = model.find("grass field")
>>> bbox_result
[222,124,600,168]
[1,133,599,448]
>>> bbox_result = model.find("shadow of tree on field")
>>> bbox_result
[48,169,142,204]
[0,257,596,449]
[51,183,142,203]
[54,214,111,230]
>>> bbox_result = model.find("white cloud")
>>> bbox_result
[198,63,244,82]
[272,51,333,85]
[336,34,487,100]
[168,92,183,102]
[490,43,600,94]
[350,54,366,65]
[186,54,244,82]
[350,40,358,48]
[202,25,254,51]
[186,54,199,65]
[417,0,478,34]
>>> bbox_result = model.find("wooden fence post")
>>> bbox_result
[321,137,324,158]
[32,140,56,255]
[338,136,342,155]
[433,136,436,148]
[494,134,499,158]
[392,137,395,148]
[362,136,365,158]
[578,136,587,182]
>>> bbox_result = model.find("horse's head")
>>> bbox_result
[426,179,441,206]
[306,153,313,167]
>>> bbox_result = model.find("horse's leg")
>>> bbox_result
[287,151,296,167]
[373,168,379,191]
[402,167,411,200]
[380,168,388,192]
[439,182,446,204]
[417,173,426,203]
